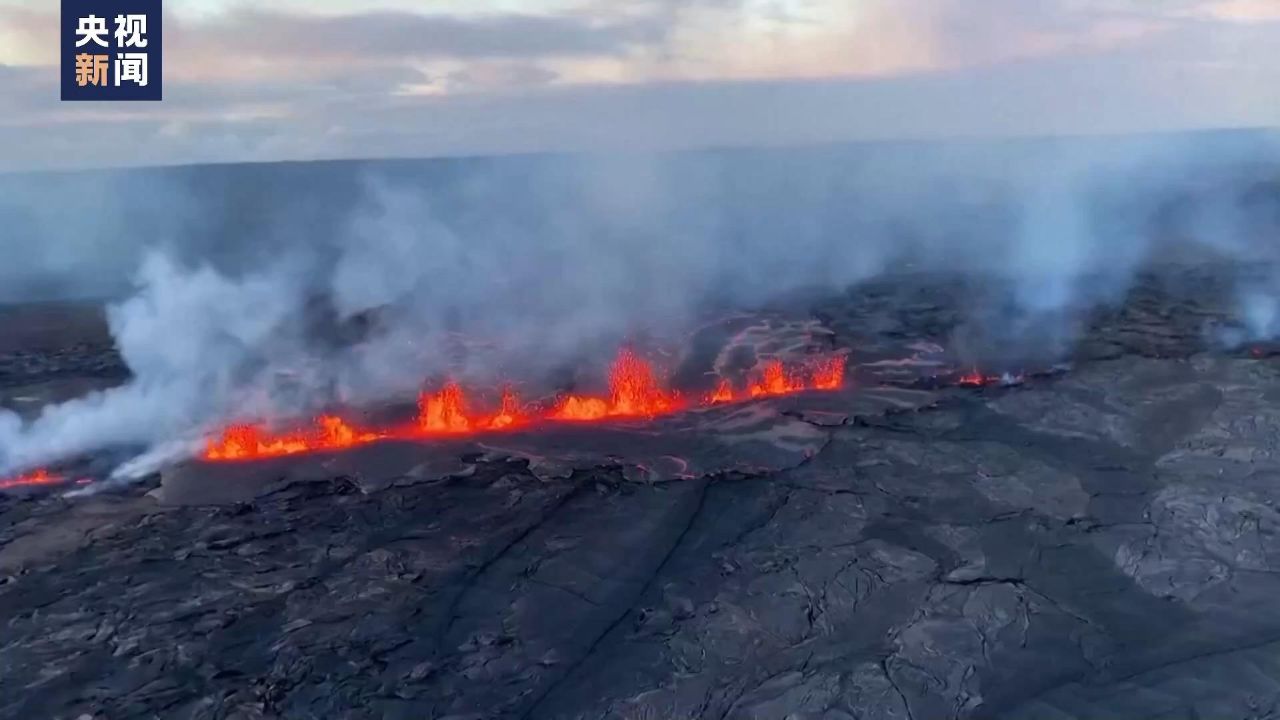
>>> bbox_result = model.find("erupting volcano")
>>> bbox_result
[201,348,848,463]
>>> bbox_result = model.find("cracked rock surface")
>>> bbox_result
[5,267,1280,719]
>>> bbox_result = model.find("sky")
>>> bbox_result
[0,0,1278,170]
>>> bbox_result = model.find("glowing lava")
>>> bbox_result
[488,387,527,430]
[0,468,63,491]
[204,415,385,461]
[201,348,848,463]
[419,383,529,433]
[957,369,998,387]
[555,348,681,421]
[716,356,849,403]
[749,360,801,398]
[552,396,612,421]
[418,382,474,433]
[707,379,735,405]
[812,356,846,390]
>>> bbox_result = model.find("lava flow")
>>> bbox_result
[0,468,63,491]
[202,348,847,463]
[204,415,387,461]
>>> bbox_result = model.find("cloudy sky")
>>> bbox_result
[1,0,1278,170]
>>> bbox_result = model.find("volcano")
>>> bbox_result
[4,263,1280,720]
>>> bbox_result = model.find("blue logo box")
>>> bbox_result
[61,0,162,101]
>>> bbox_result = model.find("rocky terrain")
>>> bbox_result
[3,266,1280,719]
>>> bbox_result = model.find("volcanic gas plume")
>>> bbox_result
[199,348,847,463]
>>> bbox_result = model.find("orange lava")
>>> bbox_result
[749,360,802,398]
[552,395,612,421]
[205,414,385,461]
[419,383,530,433]
[201,348,848,463]
[707,379,735,405]
[418,382,474,433]
[957,370,992,387]
[0,468,64,491]
[555,348,682,421]
[812,356,846,391]
[487,387,527,430]
[738,356,848,401]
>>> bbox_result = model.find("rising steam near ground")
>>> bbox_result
[0,130,1278,476]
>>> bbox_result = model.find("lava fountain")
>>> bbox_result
[201,348,848,463]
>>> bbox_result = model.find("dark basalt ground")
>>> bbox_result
[4,265,1280,720]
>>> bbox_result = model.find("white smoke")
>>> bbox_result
[0,253,311,472]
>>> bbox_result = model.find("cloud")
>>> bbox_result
[186,8,664,61]
[1196,0,1280,22]
[0,0,1277,170]
[5,52,1276,174]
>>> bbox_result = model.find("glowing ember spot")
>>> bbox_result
[955,369,1023,387]
[418,382,472,433]
[0,468,63,490]
[811,356,846,391]
[707,378,735,404]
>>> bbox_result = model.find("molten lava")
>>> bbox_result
[488,387,527,430]
[749,360,802,398]
[712,356,849,404]
[554,348,681,420]
[552,396,612,421]
[812,356,846,390]
[418,383,530,433]
[418,382,474,433]
[957,369,998,387]
[200,348,848,463]
[205,415,385,461]
[707,379,735,405]
[0,468,63,491]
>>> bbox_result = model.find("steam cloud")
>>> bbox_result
[0,131,1278,476]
